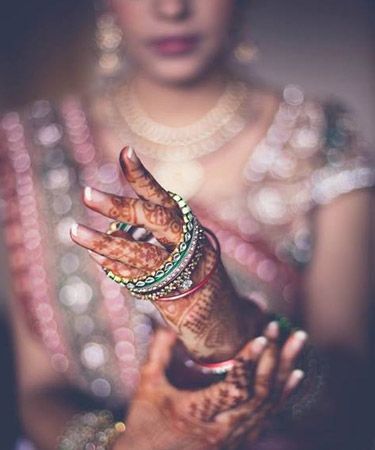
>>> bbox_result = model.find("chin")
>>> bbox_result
[140,53,220,86]
[152,66,209,86]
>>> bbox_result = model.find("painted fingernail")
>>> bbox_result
[292,369,305,380]
[126,145,137,162]
[84,186,93,201]
[265,321,279,339]
[291,331,308,352]
[71,223,79,237]
[252,336,268,353]
[289,369,305,389]
[70,223,93,240]
[283,369,305,400]
[294,330,308,343]
[84,186,105,203]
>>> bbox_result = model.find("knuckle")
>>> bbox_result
[227,385,247,401]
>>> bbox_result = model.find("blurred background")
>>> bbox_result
[0,0,374,446]
[0,0,374,305]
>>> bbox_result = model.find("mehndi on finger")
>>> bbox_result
[104,191,217,301]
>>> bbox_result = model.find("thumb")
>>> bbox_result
[119,146,176,208]
[144,327,177,378]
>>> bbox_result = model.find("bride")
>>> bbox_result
[1,1,373,449]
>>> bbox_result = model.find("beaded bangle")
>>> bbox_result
[104,192,198,293]
[133,230,206,301]
[131,217,203,295]
[57,410,126,450]
[156,227,221,302]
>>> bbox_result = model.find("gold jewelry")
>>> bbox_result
[104,192,204,299]
[110,80,251,162]
[105,80,254,198]
[234,40,258,64]
[132,232,206,301]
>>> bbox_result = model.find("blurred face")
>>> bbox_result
[111,0,238,85]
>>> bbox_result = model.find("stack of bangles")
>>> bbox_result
[104,191,220,302]
[104,191,295,376]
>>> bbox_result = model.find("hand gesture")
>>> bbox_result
[71,146,261,361]
[113,323,307,450]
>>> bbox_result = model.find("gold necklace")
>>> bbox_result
[106,80,252,198]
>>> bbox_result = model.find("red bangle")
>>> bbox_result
[156,227,221,302]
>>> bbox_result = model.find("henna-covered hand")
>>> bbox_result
[70,146,264,360]
[113,324,306,450]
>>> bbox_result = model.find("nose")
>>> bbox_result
[153,0,191,21]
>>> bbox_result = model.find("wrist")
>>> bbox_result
[236,295,269,340]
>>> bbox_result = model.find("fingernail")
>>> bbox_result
[265,321,279,339]
[253,336,268,353]
[290,331,308,352]
[84,186,92,201]
[126,145,137,162]
[71,223,79,237]
[292,369,305,380]
[283,369,305,400]
[289,369,305,390]
[70,223,93,240]
[84,186,105,203]
[294,330,308,343]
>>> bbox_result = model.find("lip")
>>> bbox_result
[147,34,201,57]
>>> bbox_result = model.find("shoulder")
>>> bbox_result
[240,84,374,262]
[244,84,374,203]
[303,96,374,205]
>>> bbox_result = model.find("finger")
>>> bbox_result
[216,334,307,427]
[83,186,182,247]
[273,330,307,400]
[143,328,178,378]
[281,369,305,402]
[218,401,272,448]
[263,321,279,341]
[70,223,168,271]
[218,368,303,444]
[253,326,280,401]
[88,250,147,278]
[185,336,268,422]
[120,146,177,208]
[224,336,268,389]
[214,396,264,427]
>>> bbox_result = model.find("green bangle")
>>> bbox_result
[104,191,199,294]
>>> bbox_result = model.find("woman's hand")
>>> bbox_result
[113,324,306,450]
[71,146,262,361]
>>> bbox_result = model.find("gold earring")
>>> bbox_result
[234,40,258,64]
[96,13,124,77]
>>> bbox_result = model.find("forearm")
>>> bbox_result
[154,246,266,362]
